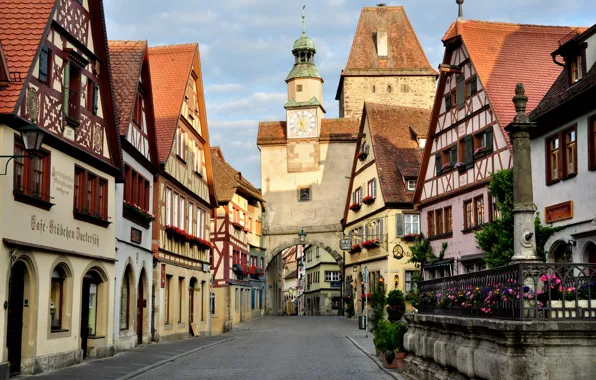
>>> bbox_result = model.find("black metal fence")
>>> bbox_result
[417,262,596,320]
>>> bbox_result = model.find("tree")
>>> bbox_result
[475,169,560,267]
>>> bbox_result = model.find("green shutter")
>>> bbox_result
[457,75,465,109]
[63,64,70,116]
[485,127,494,153]
[396,213,404,237]
[451,146,458,165]
[435,153,442,175]
[464,135,473,167]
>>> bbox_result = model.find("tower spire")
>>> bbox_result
[302,5,306,36]
[456,0,465,20]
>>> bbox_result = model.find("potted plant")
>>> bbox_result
[362,195,375,205]
[386,290,406,323]
[349,203,361,212]
[394,321,408,370]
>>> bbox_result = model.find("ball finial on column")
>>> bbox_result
[456,0,464,19]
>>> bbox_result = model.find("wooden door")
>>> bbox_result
[7,262,26,375]
[137,276,144,344]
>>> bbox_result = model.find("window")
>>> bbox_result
[39,45,51,84]
[188,203,193,234]
[403,214,420,235]
[120,269,130,330]
[474,196,484,225]
[466,76,478,97]
[73,166,108,221]
[197,208,205,239]
[65,62,82,121]
[457,75,465,109]
[165,275,172,323]
[405,271,417,293]
[463,200,473,229]
[401,84,410,93]
[372,85,376,93]
[387,85,392,93]
[50,267,65,330]
[178,277,184,323]
[296,84,303,92]
[571,54,583,83]
[325,271,340,282]
[590,116,596,171]
[444,89,456,111]
[193,145,203,174]
[367,178,377,199]
[172,192,179,227]
[132,92,143,125]
[315,247,320,258]
[435,209,443,235]
[298,187,310,202]
[211,292,215,315]
[166,188,172,225]
[427,210,435,236]
[352,187,363,205]
[444,206,452,233]
[546,126,577,184]
[489,195,500,221]
[13,141,50,202]
[473,127,493,156]
[438,145,457,173]
[124,165,150,211]
[407,180,416,191]
[176,129,186,160]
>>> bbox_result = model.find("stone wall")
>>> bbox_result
[404,313,596,380]
[340,75,436,119]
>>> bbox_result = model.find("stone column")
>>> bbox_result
[505,84,538,262]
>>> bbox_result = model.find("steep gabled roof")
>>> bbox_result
[108,40,146,135]
[0,0,55,113]
[148,43,196,163]
[257,118,359,145]
[0,41,10,87]
[210,146,263,204]
[341,6,437,77]
[442,20,584,129]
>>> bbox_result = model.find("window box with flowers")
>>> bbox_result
[362,196,375,205]
[360,293,372,300]
[357,151,368,161]
[454,161,466,172]
[362,239,381,249]
[232,221,244,230]
[350,244,362,253]
[165,225,186,241]
[474,147,486,158]
[123,201,155,228]
[402,233,419,242]
[440,162,452,173]
[165,225,213,250]
[349,203,361,212]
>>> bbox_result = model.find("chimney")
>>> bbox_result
[376,30,388,57]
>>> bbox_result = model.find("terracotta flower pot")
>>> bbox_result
[395,351,406,370]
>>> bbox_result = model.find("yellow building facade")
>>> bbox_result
[304,246,342,315]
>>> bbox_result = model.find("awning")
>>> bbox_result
[424,260,454,270]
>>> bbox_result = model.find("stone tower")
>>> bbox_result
[336,5,438,119]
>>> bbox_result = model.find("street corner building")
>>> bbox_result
[303,245,342,316]
[108,40,160,351]
[343,103,430,315]
[148,43,216,341]
[210,147,266,333]
[413,18,583,277]
[0,0,122,376]
[335,4,438,120]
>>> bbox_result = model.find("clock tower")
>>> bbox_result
[285,9,324,140]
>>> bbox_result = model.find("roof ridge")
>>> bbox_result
[149,42,198,51]
[362,5,404,10]
[461,19,583,30]
[365,101,432,111]
[108,39,146,43]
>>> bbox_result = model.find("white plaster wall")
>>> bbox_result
[584,34,596,72]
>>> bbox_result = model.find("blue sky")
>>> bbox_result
[104,0,595,187]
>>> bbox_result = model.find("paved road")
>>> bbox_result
[25,317,393,380]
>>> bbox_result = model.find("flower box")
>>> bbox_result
[441,162,452,172]
[360,293,372,299]
[165,225,213,249]
[232,221,244,230]
[362,239,380,249]
[350,244,361,253]
[349,203,361,212]
[402,233,418,242]
[362,196,375,205]
[474,147,486,157]
[357,152,368,161]
[454,161,466,172]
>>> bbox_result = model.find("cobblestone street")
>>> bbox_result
[23,317,395,380]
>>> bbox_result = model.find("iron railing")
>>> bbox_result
[417,262,596,320]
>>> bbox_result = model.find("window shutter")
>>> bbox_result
[396,213,404,237]
[457,75,465,109]
[464,136,473,166]
[435,154,442,175]
[379,218,384,238]
[373,178,377,198]
[451,146,458,165]
[92,82,99,115]
[63,64,70,114]
[485,127,493,153]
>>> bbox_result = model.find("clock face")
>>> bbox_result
[289,110,316,137]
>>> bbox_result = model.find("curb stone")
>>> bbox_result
[346,336,407,380]
[115,336,238,380]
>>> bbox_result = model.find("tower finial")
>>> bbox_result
[302,5,306,36]
[456,0,464,20]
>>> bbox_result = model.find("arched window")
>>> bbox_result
[50,267,66,330]
[120,266,132,330]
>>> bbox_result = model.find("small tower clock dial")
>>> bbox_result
[289,110,316,137]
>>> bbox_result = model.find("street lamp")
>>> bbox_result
[1,123,45,176]
[298,229,307,243]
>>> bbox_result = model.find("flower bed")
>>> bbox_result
[362,196,375,205]
[362,239,380,249]
[123,201,155,226]
[165,225,214,250]
[349,203,361,212]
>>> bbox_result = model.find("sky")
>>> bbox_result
[104,0,596,187]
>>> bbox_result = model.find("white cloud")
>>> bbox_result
[231,141,255,149]
[207,92,286,113]
[208,120,258,129]
[247,155,261,162]
[206,83,245,93]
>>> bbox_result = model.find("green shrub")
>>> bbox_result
[386,290,406,322]
[370,282,386,332]
[395,321,408,352]
[373,320,409,353]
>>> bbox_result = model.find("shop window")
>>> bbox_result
[50,266,66,331]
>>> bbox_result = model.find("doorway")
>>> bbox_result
[6,261,27,376]
[137,270,146,345]
[188,278,197,335]
[80,271,101,358]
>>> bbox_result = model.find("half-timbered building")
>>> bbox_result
[0,0,122,376]
[210,147,265,333]
[149,43,216,341]
[343,103,429,315]
[529,24,596,265]
[413,18,582,277]
[109,40,159,350]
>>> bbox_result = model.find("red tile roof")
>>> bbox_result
[148,43,196,163]
[0,0,55,114]
[443,20,585,128]
[210,146,263,204]
[365,103,430,204]
[341,6,437,76]
[257,118,359,145]
[108,40,146,135]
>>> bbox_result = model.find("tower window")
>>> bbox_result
[297,84,303,92]
[387,85,392,93]
[372,85,376,94]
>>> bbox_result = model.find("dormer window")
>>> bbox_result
[571,55,582,83]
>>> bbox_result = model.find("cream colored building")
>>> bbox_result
[304,245,342,316]
[336,5,438,120]
[1,0,121,376]
[257,16,359,307]
[343,103,431,314]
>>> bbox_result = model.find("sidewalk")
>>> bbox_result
[21,334,236,380]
